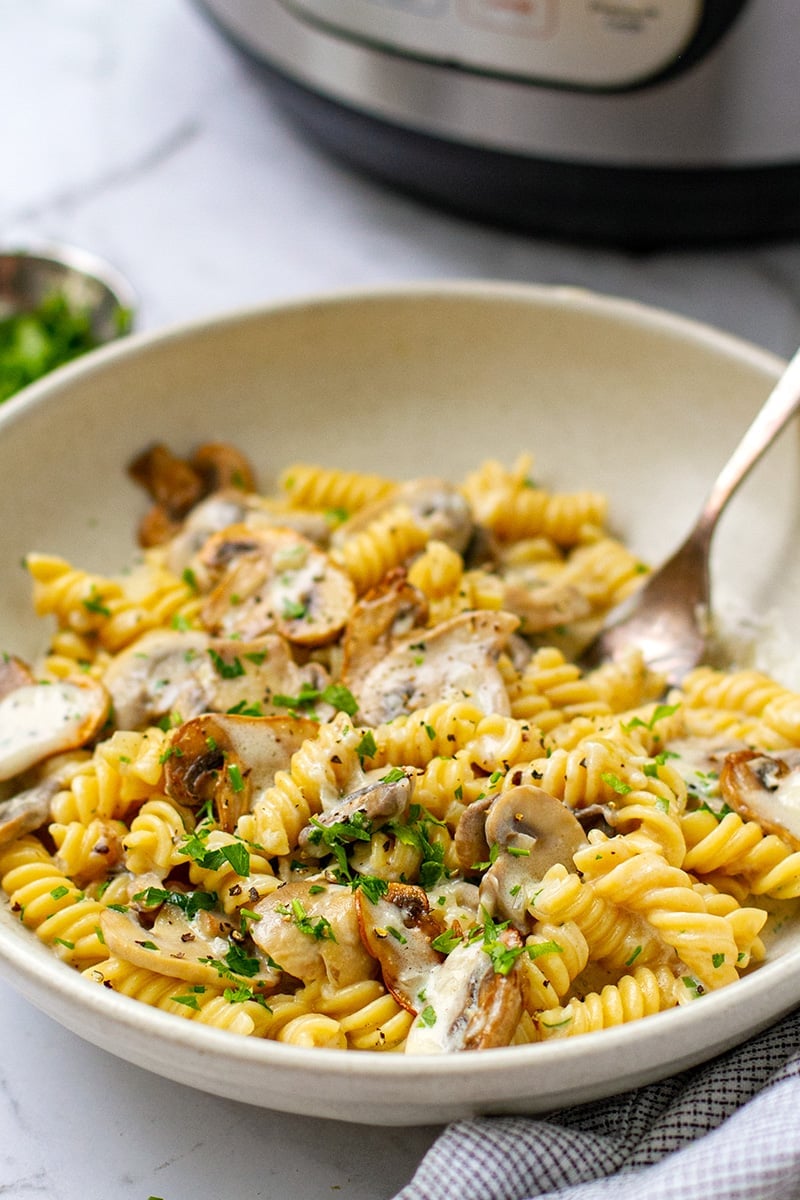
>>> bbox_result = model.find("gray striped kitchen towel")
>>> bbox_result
[393,1007,800,1200]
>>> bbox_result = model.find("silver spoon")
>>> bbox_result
[579,344,800,685]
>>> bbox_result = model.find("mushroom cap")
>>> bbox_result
[0,676,110,782]
[720,748,800,848]
[165,712,319,832]
[198,525,355,646]
[479,785,586,929]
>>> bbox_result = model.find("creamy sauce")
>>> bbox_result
[0,682,99,782]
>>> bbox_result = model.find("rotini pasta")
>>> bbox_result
[2,443,799,1057]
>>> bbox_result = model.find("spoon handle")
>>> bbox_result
[697,345,800,538]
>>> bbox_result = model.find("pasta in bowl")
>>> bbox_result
[1,282,799,1123]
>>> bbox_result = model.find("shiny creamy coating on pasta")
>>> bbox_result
[2,446,799,1053]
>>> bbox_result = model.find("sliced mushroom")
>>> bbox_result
[332,479,474,556]
[0,778,60,847]
[298,771,414,856]
[100,903,281,989]
[197,525,355,647]
[129,442,258,550]
[164,712,319,832]
[350,609,519,726]
[404,930,525,1054]
[165,490,332,576]
[355,882,443,1012]
[340,570,429,691]
[478,785,587,930]
[251,880,375,988]
[720,748,800,848]
[0,676,110,782]
[102,628,330,731]
[0,654,35,700]
[453,792,495,875]
[501,580,592,634]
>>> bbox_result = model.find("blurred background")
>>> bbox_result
[5,0,800,354]
[3,2,800,1198]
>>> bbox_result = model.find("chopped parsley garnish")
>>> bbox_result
[227,763,246,793]
[388,804,448,889]
[601,772,632,796]
[418,1005,437,1027]
[82,588,111,617]
[133,886,219,920]
[0,291,127,403]
[180,829,251,877]
[226,699,264,717]
[207,649,245,679]
[276,898,336,942]
[272,681,358,717]
[622,703,681,733]
[282,598,308,621]
[356,730,378,765]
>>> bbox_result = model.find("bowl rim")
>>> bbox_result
[0,278,786,431]
[0,277,795,1116]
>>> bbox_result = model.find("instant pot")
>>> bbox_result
[198,0,800,245]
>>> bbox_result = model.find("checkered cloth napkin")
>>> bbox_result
[393,1007,800,1200]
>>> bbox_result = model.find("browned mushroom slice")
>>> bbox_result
[102,629,330,730]
[355,882,443,1012]
[165,491,333,577]
[404,930,525,1054]
[298,770,414,857]
[0,778,60,847]
[351,609,518,725]
[720,748,800,848]
[340,570,429,692]
[478,785,587,929]
[0,677,110,782]
[332,479,474,556]
[0,654,35,700]
[190,442,256,495]
[165,712,318,832]
[129,443,205,516]
[501,580,592,634]
[251,880,375,988]
[453,792,495,875]
[100,903,280,988]
[198,525,355,647]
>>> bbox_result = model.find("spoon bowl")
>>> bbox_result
[0,242,136,344]
[580,343,800,684]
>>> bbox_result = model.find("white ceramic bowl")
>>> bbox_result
[1,282,798,1126]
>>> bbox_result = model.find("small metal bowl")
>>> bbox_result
[0,242,137,344]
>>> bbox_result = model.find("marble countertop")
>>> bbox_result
[3,3,800,1198]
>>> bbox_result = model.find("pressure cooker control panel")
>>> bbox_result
[279,0,730,89]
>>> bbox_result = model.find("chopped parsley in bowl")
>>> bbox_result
[0,245,135,402]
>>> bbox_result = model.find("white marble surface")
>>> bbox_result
[3,3,800,1197]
